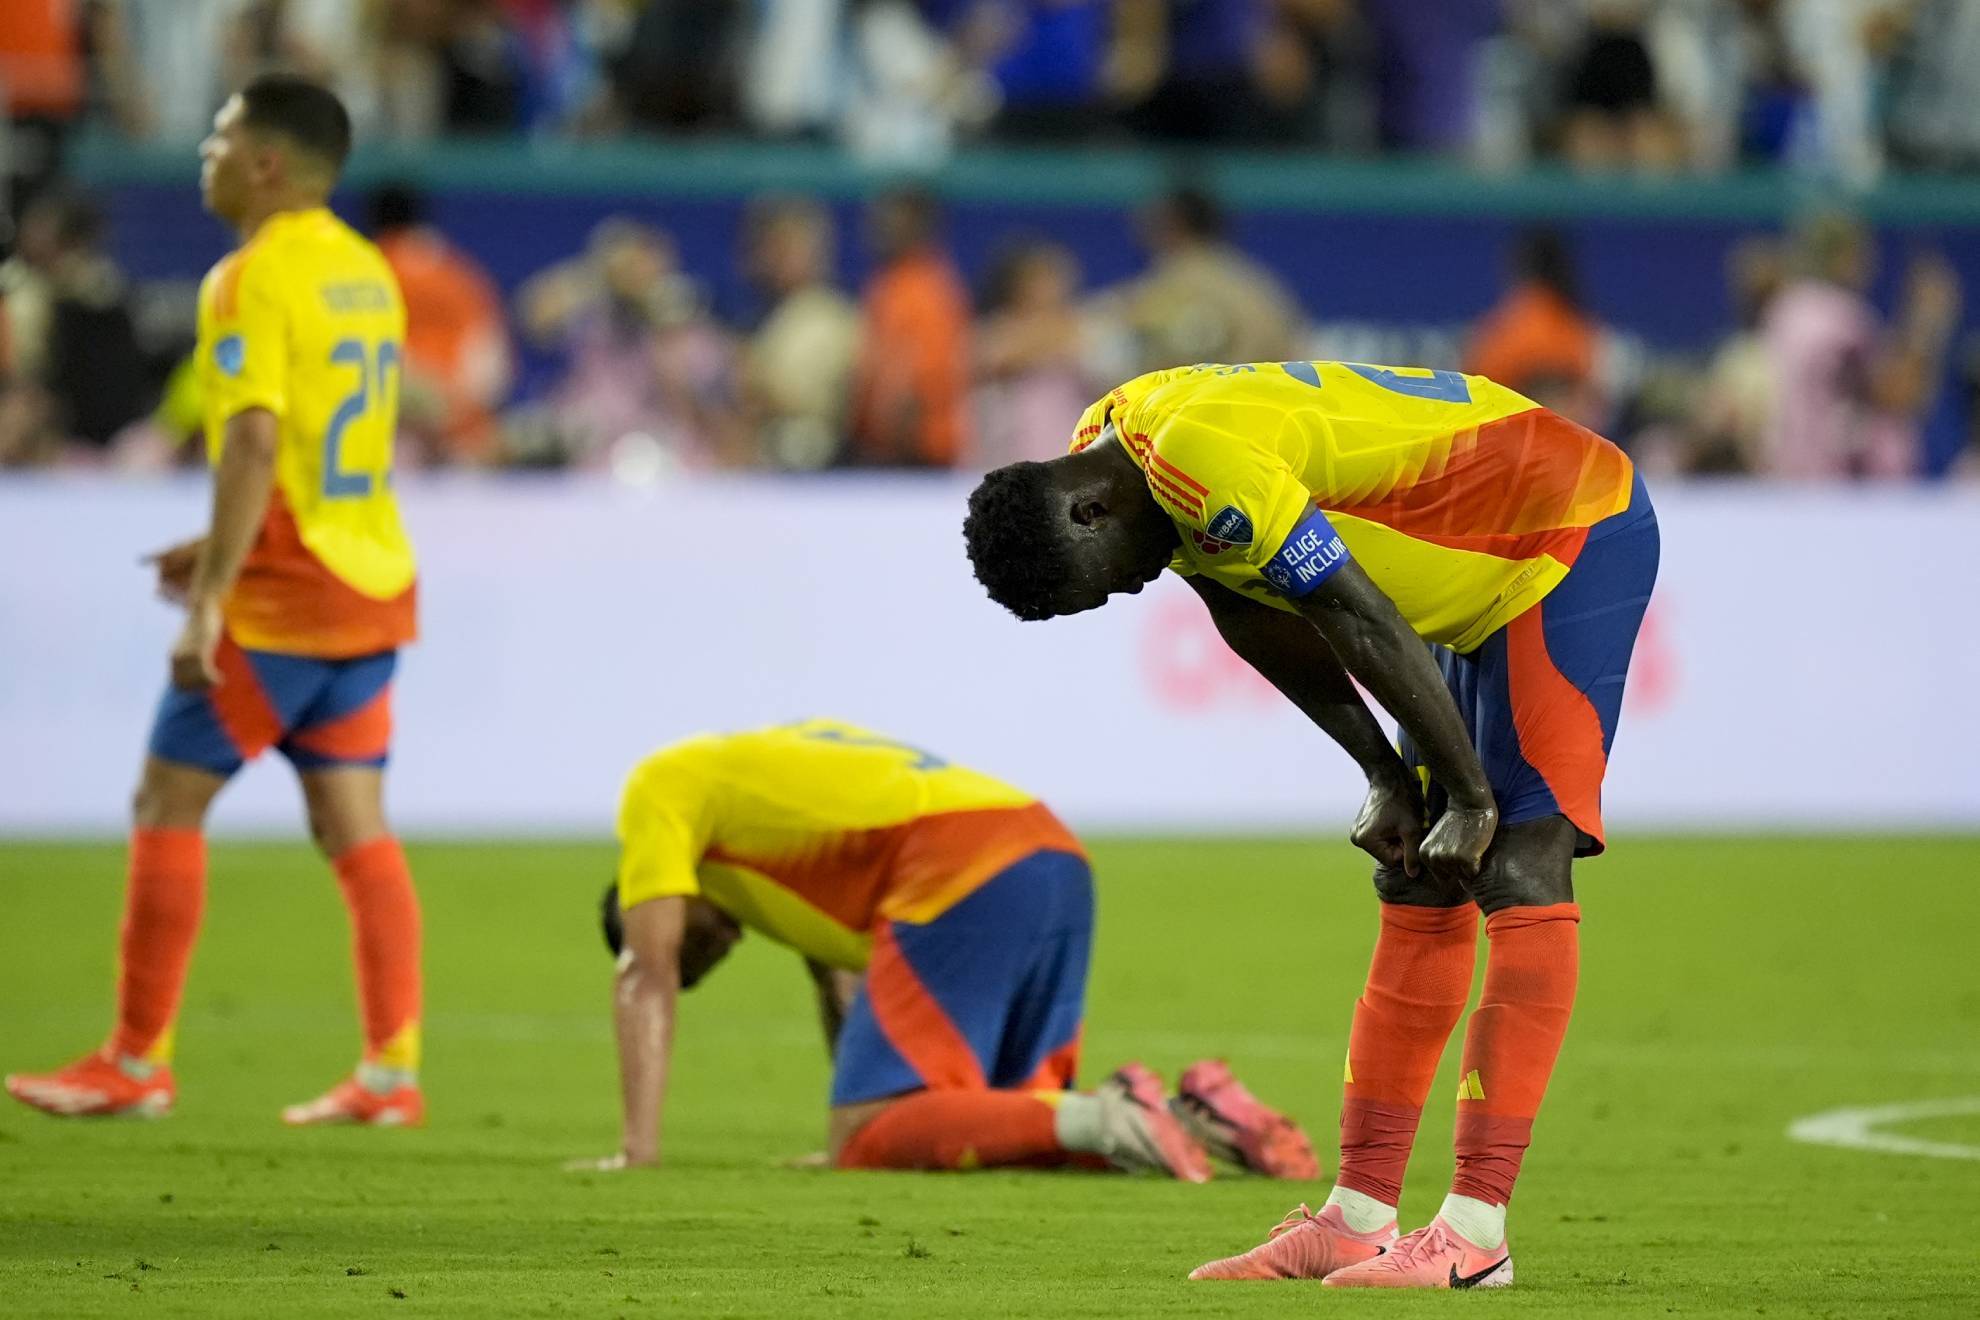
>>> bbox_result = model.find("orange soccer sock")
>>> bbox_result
[1450,903,1581,1207]
[332,836,423,1073]
[836,1091,1070,1171]
[1337,902,1480,1206]
[109,828,209,1064]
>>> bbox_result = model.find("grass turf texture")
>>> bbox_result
[3,836,1978,1318]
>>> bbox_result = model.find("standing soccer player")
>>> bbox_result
[7,76,424,1127]
[962,361,1659,1288]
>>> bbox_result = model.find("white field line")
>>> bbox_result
[1787,1097,1980,1162]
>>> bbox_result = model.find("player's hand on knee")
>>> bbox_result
[1349,775,1428,876]
[1420,800,1499,885]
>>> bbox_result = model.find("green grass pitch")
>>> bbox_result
[4,835,1978,1318]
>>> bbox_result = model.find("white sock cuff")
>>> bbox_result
[1324,1184,1398,1233]
[1437,1192,1507,1251]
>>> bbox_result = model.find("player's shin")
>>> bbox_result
[110,828,209,1069]
[835,1091,1073,1170]
[1447,902,1581,1248]
[1334,902,1479,1224]
[332,836,423,1089]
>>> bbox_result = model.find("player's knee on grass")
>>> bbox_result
[1370,862,1471,908]
[1466,816,1577,914]
[131,757,226,830]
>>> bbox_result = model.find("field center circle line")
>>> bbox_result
[1787,1096,1980,1162]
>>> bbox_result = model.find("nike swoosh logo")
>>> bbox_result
[1449,1257,1509,1289]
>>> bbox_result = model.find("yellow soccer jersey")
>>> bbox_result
[1070,361,1636,652]
[616,720,1083,970]
[198,207,416,655]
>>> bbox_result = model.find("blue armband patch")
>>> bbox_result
[1261,507,1351,597]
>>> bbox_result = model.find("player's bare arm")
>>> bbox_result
[1292,561,1499,883]
[1185,578,1430,874]
[605,895,686,1170]
[171,407,278,690]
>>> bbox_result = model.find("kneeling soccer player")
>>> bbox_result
[963,360,1659,1287]
[577,719,1317,1181]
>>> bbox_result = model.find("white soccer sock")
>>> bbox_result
[356,1062,417,1095]
[1324,1184,1398,1234]
[1052,1092,1104,1153]
[1437,1193,1507,1251]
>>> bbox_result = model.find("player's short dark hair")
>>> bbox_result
[964,462,1072,622]
[239,73,352,172]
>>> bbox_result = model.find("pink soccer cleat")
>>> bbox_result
[1093,1063,1213,1183]
[1172,1059,1321,1179]
[6,1051,175,1119]
[1188,1201,1396,1280]
[1322,1215,1513,1289]
[281,1076,424,1127]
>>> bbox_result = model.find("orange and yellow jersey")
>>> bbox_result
[1070,361,1636,653]
[197,207,416,657]
[615,720,1084,971]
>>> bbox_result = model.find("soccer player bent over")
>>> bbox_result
[576,719,1317,1181]
[963,361,1658,1287]
[7,77,424,1127]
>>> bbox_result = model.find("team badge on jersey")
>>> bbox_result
[1189,504,1255,555]
[214,334,246,376]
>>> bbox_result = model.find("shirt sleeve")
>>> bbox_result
[204,253,290,424]
[1145,411,1353,599]
[614,758,713,909]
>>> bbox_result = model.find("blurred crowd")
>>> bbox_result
[0,173,1971,480]
[7,0,1980,180]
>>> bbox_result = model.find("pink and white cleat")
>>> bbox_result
[281,1076,424,1127]
[6,1051,174,1119]
[1172,1059,1321,1180]
[1188,1201,1396,1280]
[1094,1063,1212,1183]
[1322,1215,1513,1289]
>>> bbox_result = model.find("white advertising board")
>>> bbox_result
[2,475,1975,836]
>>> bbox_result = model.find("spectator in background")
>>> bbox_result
[1887,0,1980,172]
[742,0,849,140]
[959,0,1112,142]
[376,0,529,139]
[842,0,992,165]
[609,0,746,134]
[1684,236,1785,473]
[733,197,860,470]
[1365,0,1502,155]
[517,218,734,473]
[118,0,240,143]
[0,190,148,458]
[369,182,512,465]
[1761,211,1963,480]
[972,237,1095,468]
[1467,227,1608,429]
[1557,1,1683,172]
[1115,0,1266,143]
[847,188,971,467]
[1097,186,1301,376]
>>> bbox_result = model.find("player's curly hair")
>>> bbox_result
[964,462,1070,622]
